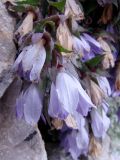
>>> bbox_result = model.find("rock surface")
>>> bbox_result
[0,79,47,160]
[0,2,47,160]
[0,1,16,98]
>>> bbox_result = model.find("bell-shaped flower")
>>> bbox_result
[98,37,115,69]
[65,0,84,20]
[13,39,46,82]
[82,33,102,54]
[90,108,110,138]
[97,76,111,96]
[61,116,89,159]
[48,71,95,119]
[56,22,73,56]
[86,79,105,106]
[72,36,95,62]
[48,82,68,119]
[16,84,43,125]
[15,11,35,37]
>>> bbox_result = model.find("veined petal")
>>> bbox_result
[48,83,68,119]
[56,72,79,114]
[72,36,83,55]
[80,36,91,53]
[16,92,24,119]
[23,84,42,125]
[97,76,111,96]
[13,47,27,72]
[30,43,46,82]
[22,44,39,72]
[83,33,102,54]
[91,108,110,138]
[73,77,96,115]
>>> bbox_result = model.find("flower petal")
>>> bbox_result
[48,83,68,119]
[24,84,42,125]
[30,44,46,82]
[16,92,24,119]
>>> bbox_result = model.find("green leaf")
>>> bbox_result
[11,5,26,12]
[34,20,55,33]
[85,55,104,68]
[54,44,72,53]
[16,0,40,6]
[47,0,66,12]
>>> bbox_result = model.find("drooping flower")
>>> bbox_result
[15,11,35,37]
[56,22,73,56]
[48,82,68,119]
[48,71,95,120]
[72,36,94,61]
[65,0,84,20]
[82,33,102,54]
[97,76,111,96]
[16,84,42,125]
[61,115,89,159]
[98,37,115,69]
[90,108,110,138]
[72,33,102,62]
[13,38,46,82]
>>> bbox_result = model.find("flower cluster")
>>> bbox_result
[10,0,120,159]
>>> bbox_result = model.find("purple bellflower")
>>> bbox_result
[91,108,110,138]
[97,76,111,96]
[16,84,42,125]
[61,115,89,159]
[72,33,102,62]
[13,39,46,83]
[48,71,96,120]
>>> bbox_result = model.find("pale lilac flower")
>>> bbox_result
[91,108,110,138]
[49,71,95,119]
[72,36,95,61]
[16,84,42,125]
[61,115,89,159]
[72,33,102,62]
[13,39,46,82]
[82,33,102,54]
[48,83,68,119]
[97,76,111,96]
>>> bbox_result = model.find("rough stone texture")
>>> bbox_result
[46,143,73,160]
[0,79,47,160]
[0,1,16,98]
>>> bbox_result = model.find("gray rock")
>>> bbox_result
[0,79,47,160]
[46,143,73,160]
[0,1,16,98]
